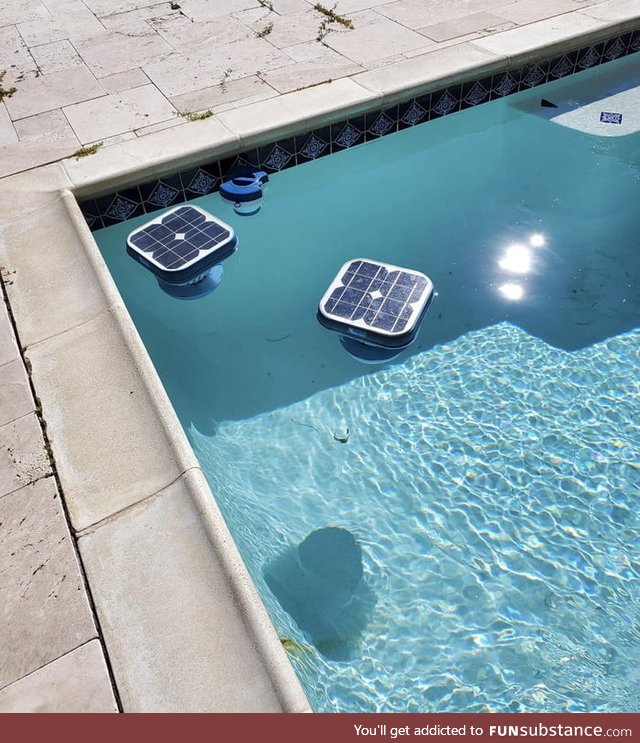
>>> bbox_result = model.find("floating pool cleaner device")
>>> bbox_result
[126,205,237,300]
[219,167,269,216]
[318,259,434,363]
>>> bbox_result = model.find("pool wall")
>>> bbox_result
[1,5,639,711]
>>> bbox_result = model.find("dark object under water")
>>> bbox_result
[264,527,375,660]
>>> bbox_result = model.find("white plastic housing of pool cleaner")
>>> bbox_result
[318,258,434,363]
[126,205,238,300]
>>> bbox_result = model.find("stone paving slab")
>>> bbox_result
[0,476,97,689]
[0,640,117,712]
[0,196,110,345]
[0,359,33,427]
[419,11,514,41]
[4,67,105,121]
[0,298,20,368]
[74,30,174,79]
[0,25,38,88]
[0,413,50,498]
[17,1,106,47]
[100,68,151,94]
[26,308,192,532]
[0,134,81,180]
[30,39,85,75]
[63,83,177,143]
[0,105,18,148]
[78,469,295,712]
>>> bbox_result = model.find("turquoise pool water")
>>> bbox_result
[95,55,640,712]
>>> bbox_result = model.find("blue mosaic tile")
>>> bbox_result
[397,96,429,129]
[548,51,577,80]
[460,78,491,109]
[430,87,460,118]
[98,188,145,226]
[577,44,603,69]
[331,119,364,151]
[491,71,519,97]
[182,167,219,196]
[365,110,396,140]
[600,111,623,124]
[79,198,102,230]
[295,127,331,162]
[219,151,259,181]
[258,140,295,172]
[604,36,627,61]
[518,60,550,89]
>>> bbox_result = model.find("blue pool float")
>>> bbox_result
[219,168,269,203]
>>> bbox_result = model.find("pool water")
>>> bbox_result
[95,54,640,712]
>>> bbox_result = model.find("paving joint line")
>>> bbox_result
[0,274,124,714]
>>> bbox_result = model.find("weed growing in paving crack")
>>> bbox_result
[256,22,274,38]
[0,70,17,102]
[69,142,103,158]
[314,3,353,43]
[177,109,214,121]
[220,67,233,94]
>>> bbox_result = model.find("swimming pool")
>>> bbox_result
[94,54,640,712]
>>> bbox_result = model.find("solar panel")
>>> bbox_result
[318,259,434,348]
[126,205,237,284]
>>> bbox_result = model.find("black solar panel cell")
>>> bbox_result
[127,204,238,285]
[318,258,433,345]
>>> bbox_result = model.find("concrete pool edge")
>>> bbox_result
[1,6,639,711]
[0,166,311,712]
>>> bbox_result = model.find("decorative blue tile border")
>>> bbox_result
[81,28,640,230]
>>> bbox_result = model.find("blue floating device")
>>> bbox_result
[220,167,268,215]
[318,259,434,363]
[126,205,237,300]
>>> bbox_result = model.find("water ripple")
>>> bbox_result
[190,322,640,712]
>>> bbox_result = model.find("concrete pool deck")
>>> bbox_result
[0,0,639,713]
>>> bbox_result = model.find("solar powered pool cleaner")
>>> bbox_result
[318,259,434,363]
[219,167,269,216]
[126,205,237,300]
